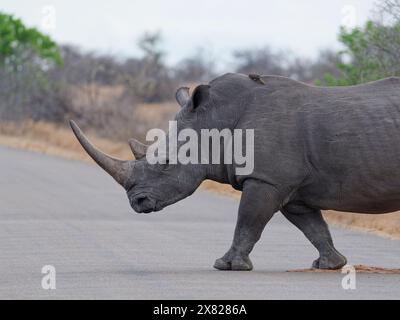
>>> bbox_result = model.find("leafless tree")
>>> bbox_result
[376,0,400,22]
[233,47,289,76]
[232,46,341,84]
[126,31,175,102]
[369,0,400,76]
[174,48,216,83]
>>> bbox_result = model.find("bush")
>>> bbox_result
[321,0,400,86]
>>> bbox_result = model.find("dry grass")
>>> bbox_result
[200,180,241,198]
[0,121,133,163]
[0,120,399,239]
[323,211,400,240]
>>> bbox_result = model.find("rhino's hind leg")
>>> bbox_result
[214,180,280,271]
[282,203,347,270]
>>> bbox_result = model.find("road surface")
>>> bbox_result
[0,146,399,299]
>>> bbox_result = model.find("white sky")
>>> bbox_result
[1,0,377,67]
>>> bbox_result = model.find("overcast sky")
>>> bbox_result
[1,0,377,67]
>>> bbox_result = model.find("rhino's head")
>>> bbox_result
[71,84,228,214]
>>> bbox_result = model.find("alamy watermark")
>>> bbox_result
[341,265,356,290]
[145,121,255,175]
[341,4,358,28]
[41,5,57,32]
[41,265,56,290]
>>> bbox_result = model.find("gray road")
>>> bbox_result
[0,146,399,300]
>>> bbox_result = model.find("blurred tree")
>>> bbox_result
[174,48,216,83]
[128,31,175,102]
[138,31,164,66]
[320,0,400,86]
[0,12,62,70]
[0,12,66,122]
[233,46,342,84]
[233,46,288,76]
[377,0,400,22]
[288,50,342,84]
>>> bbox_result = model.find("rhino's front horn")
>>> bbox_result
[69,120,133,188]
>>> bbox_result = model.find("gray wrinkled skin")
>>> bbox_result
[71,73,400,271]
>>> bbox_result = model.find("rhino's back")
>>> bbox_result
[295,78,400,213]
[299,77,400,171]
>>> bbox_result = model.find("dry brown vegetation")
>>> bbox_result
[288,265,400,274]
[323,210,400,239]
[0,120,132,162]
[0,120,399,240]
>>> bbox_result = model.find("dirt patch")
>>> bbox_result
[288,265,400,274]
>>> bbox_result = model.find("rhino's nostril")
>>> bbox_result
[136,196,147,206]
[131,195,155,213]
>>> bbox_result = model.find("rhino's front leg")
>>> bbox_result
[214,179,281,271]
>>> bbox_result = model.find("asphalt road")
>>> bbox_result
[0,146,399,299]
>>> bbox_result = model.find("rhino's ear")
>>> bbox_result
[188,85,210,112]
[175,87,190,107]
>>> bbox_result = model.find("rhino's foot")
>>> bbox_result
[312,251,347,270]
[214,254,253,271]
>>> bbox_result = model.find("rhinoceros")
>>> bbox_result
[70,73,400,271]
